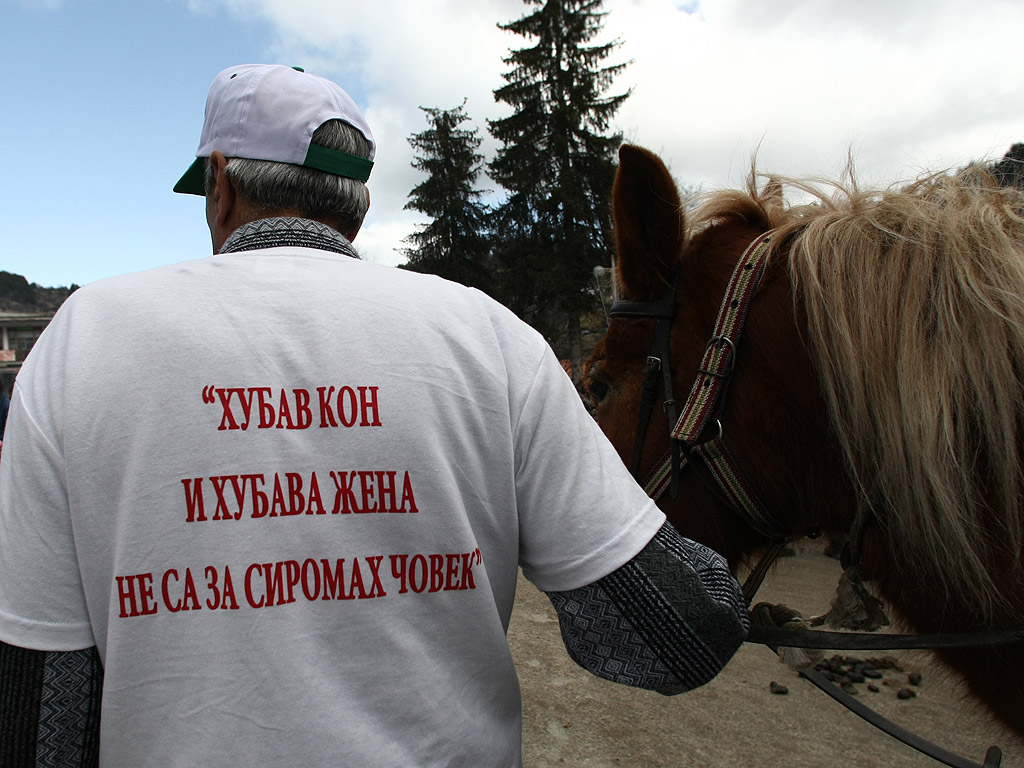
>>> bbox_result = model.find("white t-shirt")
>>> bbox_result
[0,245,664,767]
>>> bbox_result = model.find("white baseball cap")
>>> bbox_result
[174,64,375,195]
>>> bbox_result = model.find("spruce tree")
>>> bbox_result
[991,142,1024,189]
[489,0,629,374]
[401,104,492,293]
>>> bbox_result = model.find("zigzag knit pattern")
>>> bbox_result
[219,217,360,259]
[36,647,102,767]
[548,586,681,689]
[547,523,748,694]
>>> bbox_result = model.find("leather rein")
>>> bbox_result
[607,229,1013,768]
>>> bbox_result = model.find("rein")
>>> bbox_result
[748,624,1024,651]
[608,228,1012,768]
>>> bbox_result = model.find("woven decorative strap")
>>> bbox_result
[671,231,773,444]
[639,231,786,540]
[641,436,782,541]
[641,453,674,499]
[691,437,785,540]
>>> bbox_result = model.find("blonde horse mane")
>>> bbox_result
[692,166,1024,621]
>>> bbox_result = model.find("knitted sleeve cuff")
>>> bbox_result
[546,522,749,694]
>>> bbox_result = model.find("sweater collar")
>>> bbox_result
[219,217,360,259]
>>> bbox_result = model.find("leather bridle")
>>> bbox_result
[606,228,1015,768]
[608,231,789,547]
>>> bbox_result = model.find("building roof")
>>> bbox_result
[0,310,55,324]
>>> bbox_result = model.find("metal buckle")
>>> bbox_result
[697,336,736,378]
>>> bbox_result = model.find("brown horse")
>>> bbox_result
[586,144,1024,739]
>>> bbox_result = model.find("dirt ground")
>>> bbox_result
[507,539,1023,767]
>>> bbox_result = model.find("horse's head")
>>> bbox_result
[589,146,1024,738]
[586,145,854,570]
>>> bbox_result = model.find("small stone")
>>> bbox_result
[862,668,883,679]
[868,684,880,693]
[848,672,865,684]
[841,682,858,695]
[908,672,923,686]
[770,681,789,695]
[897,688,916,699]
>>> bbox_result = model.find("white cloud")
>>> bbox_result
[616,0,1024,187]
[193,0,1024,266]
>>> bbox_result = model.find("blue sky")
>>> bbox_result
[3,0,1023,289]
[2,0,278,287]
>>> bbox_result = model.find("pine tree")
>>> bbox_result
[489,0,629,374]
[401,103,492,293]
[991,142,1024,189]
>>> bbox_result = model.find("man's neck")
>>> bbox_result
[218,217,360,259]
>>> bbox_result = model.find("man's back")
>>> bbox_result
[0,231,664,766]
[0,65,746,766]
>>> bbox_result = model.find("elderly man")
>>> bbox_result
[0,64,747,766]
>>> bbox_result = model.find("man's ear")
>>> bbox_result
[207,151,249,252]
[208,151,236,230]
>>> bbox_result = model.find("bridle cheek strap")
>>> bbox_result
[672,231,773,445]
[634,231,789,542]
[609,274,679,480]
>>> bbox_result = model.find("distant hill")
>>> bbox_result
[0,271,77,313]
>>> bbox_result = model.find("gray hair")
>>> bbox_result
[204,119,371,237]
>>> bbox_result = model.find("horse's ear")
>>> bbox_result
[613,145,685,297]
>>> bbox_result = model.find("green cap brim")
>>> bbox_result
[173,157,206,196]
[172,144,372,196]
[304,143,373,182]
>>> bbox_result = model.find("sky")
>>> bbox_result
[2,0,1022,289]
